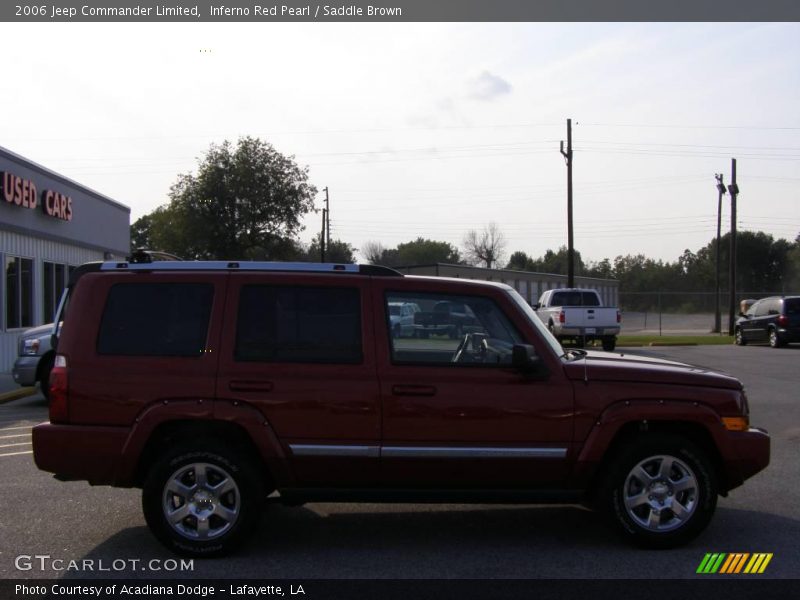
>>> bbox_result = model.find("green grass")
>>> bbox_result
[615,335,733,347]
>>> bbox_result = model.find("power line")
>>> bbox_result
[579,140,800,152]
[577,122,800,131]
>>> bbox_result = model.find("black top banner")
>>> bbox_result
[3,0,800,22]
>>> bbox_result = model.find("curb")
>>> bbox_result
[0,386,37,405]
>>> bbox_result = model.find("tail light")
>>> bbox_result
[617,310,621,323]
[777,314,789,327]
[559,310,565,324]
[49,354,69,424]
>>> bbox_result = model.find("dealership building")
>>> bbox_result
[0,146,130,371]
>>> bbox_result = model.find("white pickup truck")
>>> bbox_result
[534,288,620,351]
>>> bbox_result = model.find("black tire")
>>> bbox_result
[420,330,429,339]
[37,353,55,402]
[602,434,717,549]
[601,336,617,352]
[768,328,783,348]
[734,327,747,346]
[393,324,401,339]
[142,443,264,557]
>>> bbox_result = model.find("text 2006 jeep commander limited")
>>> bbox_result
[33,258,770,556]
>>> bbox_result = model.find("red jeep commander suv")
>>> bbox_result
[33,258,770,556]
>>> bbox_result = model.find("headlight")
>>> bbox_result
[22,338,40,356]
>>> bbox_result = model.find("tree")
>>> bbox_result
[787,233,800,290]
[362,238,460,266]
[135,137,317,260]
[396,238,461,265]
[463,222,507,269]
[585,258,613,279]
[529,246,585,275]
[695,231,791,293]
[362,240,388,265]
[506,251,532,271]
[303,234,357,264]
[130,213,155,251]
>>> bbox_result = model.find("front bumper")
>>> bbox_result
[723,427,770,491]
[12,356,40,386]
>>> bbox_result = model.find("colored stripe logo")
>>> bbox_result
[697,553,773,574]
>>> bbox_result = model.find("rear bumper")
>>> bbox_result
[32,423,131,486]
[776,327,800,343]
[559,327,620,337]
[722,427,770,491]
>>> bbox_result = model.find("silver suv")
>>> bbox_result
[12,323,55,400]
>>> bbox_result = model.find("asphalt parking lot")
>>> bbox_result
[0,345,798,582]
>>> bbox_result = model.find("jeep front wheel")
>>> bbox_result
[604,435,717,548]
[142,445,262,557]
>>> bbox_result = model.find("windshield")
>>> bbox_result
[505,289,564,358]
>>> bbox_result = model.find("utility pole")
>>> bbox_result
[714,173,726,334]
[324,187,330,251]
[560,118,574,288]
[727,159,739,335]
[320,208,327,262]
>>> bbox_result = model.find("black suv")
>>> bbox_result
[735,296,800,347]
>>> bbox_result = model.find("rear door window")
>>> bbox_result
[97,283,213,356]
[235,286,362,364]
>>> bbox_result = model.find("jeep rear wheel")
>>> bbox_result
[604,435,717,548]
[142,444,262,557]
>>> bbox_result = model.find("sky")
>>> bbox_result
[1,22,799,264]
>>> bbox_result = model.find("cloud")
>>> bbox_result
[467,71,512,101]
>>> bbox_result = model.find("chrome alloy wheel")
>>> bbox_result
[162,462,240,540]
[622,454,698,532]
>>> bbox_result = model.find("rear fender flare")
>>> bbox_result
[115,399,291,487]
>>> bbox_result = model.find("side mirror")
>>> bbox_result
[512,344,549,379]
[739,312,748,318]
[532,303,540,311]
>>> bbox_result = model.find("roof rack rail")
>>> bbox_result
[98,261,403,277]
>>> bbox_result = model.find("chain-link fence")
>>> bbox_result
[619,291,789,335]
